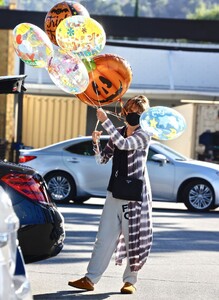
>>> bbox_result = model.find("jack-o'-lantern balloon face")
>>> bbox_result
[90,75,123,103]
[76,54,132,107]
[44,1,89,46]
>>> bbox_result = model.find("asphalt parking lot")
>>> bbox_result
[27,199,219,300]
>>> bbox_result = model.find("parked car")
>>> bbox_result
[0,185,32,299]
[0,160,65,263]
[19,136,219,212]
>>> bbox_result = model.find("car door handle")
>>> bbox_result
[66,158,79,163]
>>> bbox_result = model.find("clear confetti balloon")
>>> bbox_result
[13,23,54,68]
[56,16,106,59]
[47,48,89,94]
[140,106,186,140]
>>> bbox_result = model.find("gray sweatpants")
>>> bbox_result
[85,192,138,285]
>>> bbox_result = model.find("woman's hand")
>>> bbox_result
[92,130,102,144]
[96,108,108,123]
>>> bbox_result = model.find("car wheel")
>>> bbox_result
[44,171,75,203]
[183,180,215,212]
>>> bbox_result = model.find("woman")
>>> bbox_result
[68,95,153,294]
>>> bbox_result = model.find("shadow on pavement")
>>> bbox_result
[34,290,118,299]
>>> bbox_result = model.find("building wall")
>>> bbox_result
[0,30,15,150]
[23,43,219,98]
[22,94,87,148]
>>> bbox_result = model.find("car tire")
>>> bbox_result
[183,179,215,212]
[44,171,76,203]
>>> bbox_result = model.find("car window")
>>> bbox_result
[147,147,157,161]
[65,139,109,156]
[150,142,188,161]
[65,141,94,156]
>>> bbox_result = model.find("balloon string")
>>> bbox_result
[85,96,124,120]
[94,120,99,130]
[104,109,125,121]
[91,105,124,122]
[93,110,123,142]
[83,93,98,108]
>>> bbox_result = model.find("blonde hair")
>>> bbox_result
[122,95,150,116]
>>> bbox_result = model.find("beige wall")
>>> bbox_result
[22,95,87,148]
[163,104,196,158]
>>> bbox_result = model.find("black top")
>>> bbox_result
[107,126,128,192]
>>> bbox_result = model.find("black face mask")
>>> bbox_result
[125,113,140,126]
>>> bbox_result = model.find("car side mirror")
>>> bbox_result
[151,154,167,166]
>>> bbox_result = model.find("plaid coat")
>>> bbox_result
[94,118,153,272]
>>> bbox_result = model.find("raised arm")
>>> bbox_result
[96,108,151,151]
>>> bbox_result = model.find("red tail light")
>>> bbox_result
[1,173,50,204]
[19,156,36,163]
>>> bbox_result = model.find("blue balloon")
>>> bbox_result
[140,106,186,140]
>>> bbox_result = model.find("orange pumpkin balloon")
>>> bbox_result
[44,1,89,46]
[76,54,133,107]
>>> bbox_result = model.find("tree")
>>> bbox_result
[17,0,59,11]
[0,0,6,6]
[15,0,219,19]
[188,2,219,20]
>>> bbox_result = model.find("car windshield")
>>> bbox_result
[150,142,188,161]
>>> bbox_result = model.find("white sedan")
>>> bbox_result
[0,186,32,299]
[19,136,219,212]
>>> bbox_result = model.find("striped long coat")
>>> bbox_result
[94,118,153,272]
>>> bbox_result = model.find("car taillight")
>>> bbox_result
[1,173,51,204]
[19,156,36,163]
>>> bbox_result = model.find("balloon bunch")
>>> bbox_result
[12,1,186,140]
[12,1,133,107]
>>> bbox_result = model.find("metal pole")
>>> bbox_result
[14,59,25,162]
[134,0,139,17]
